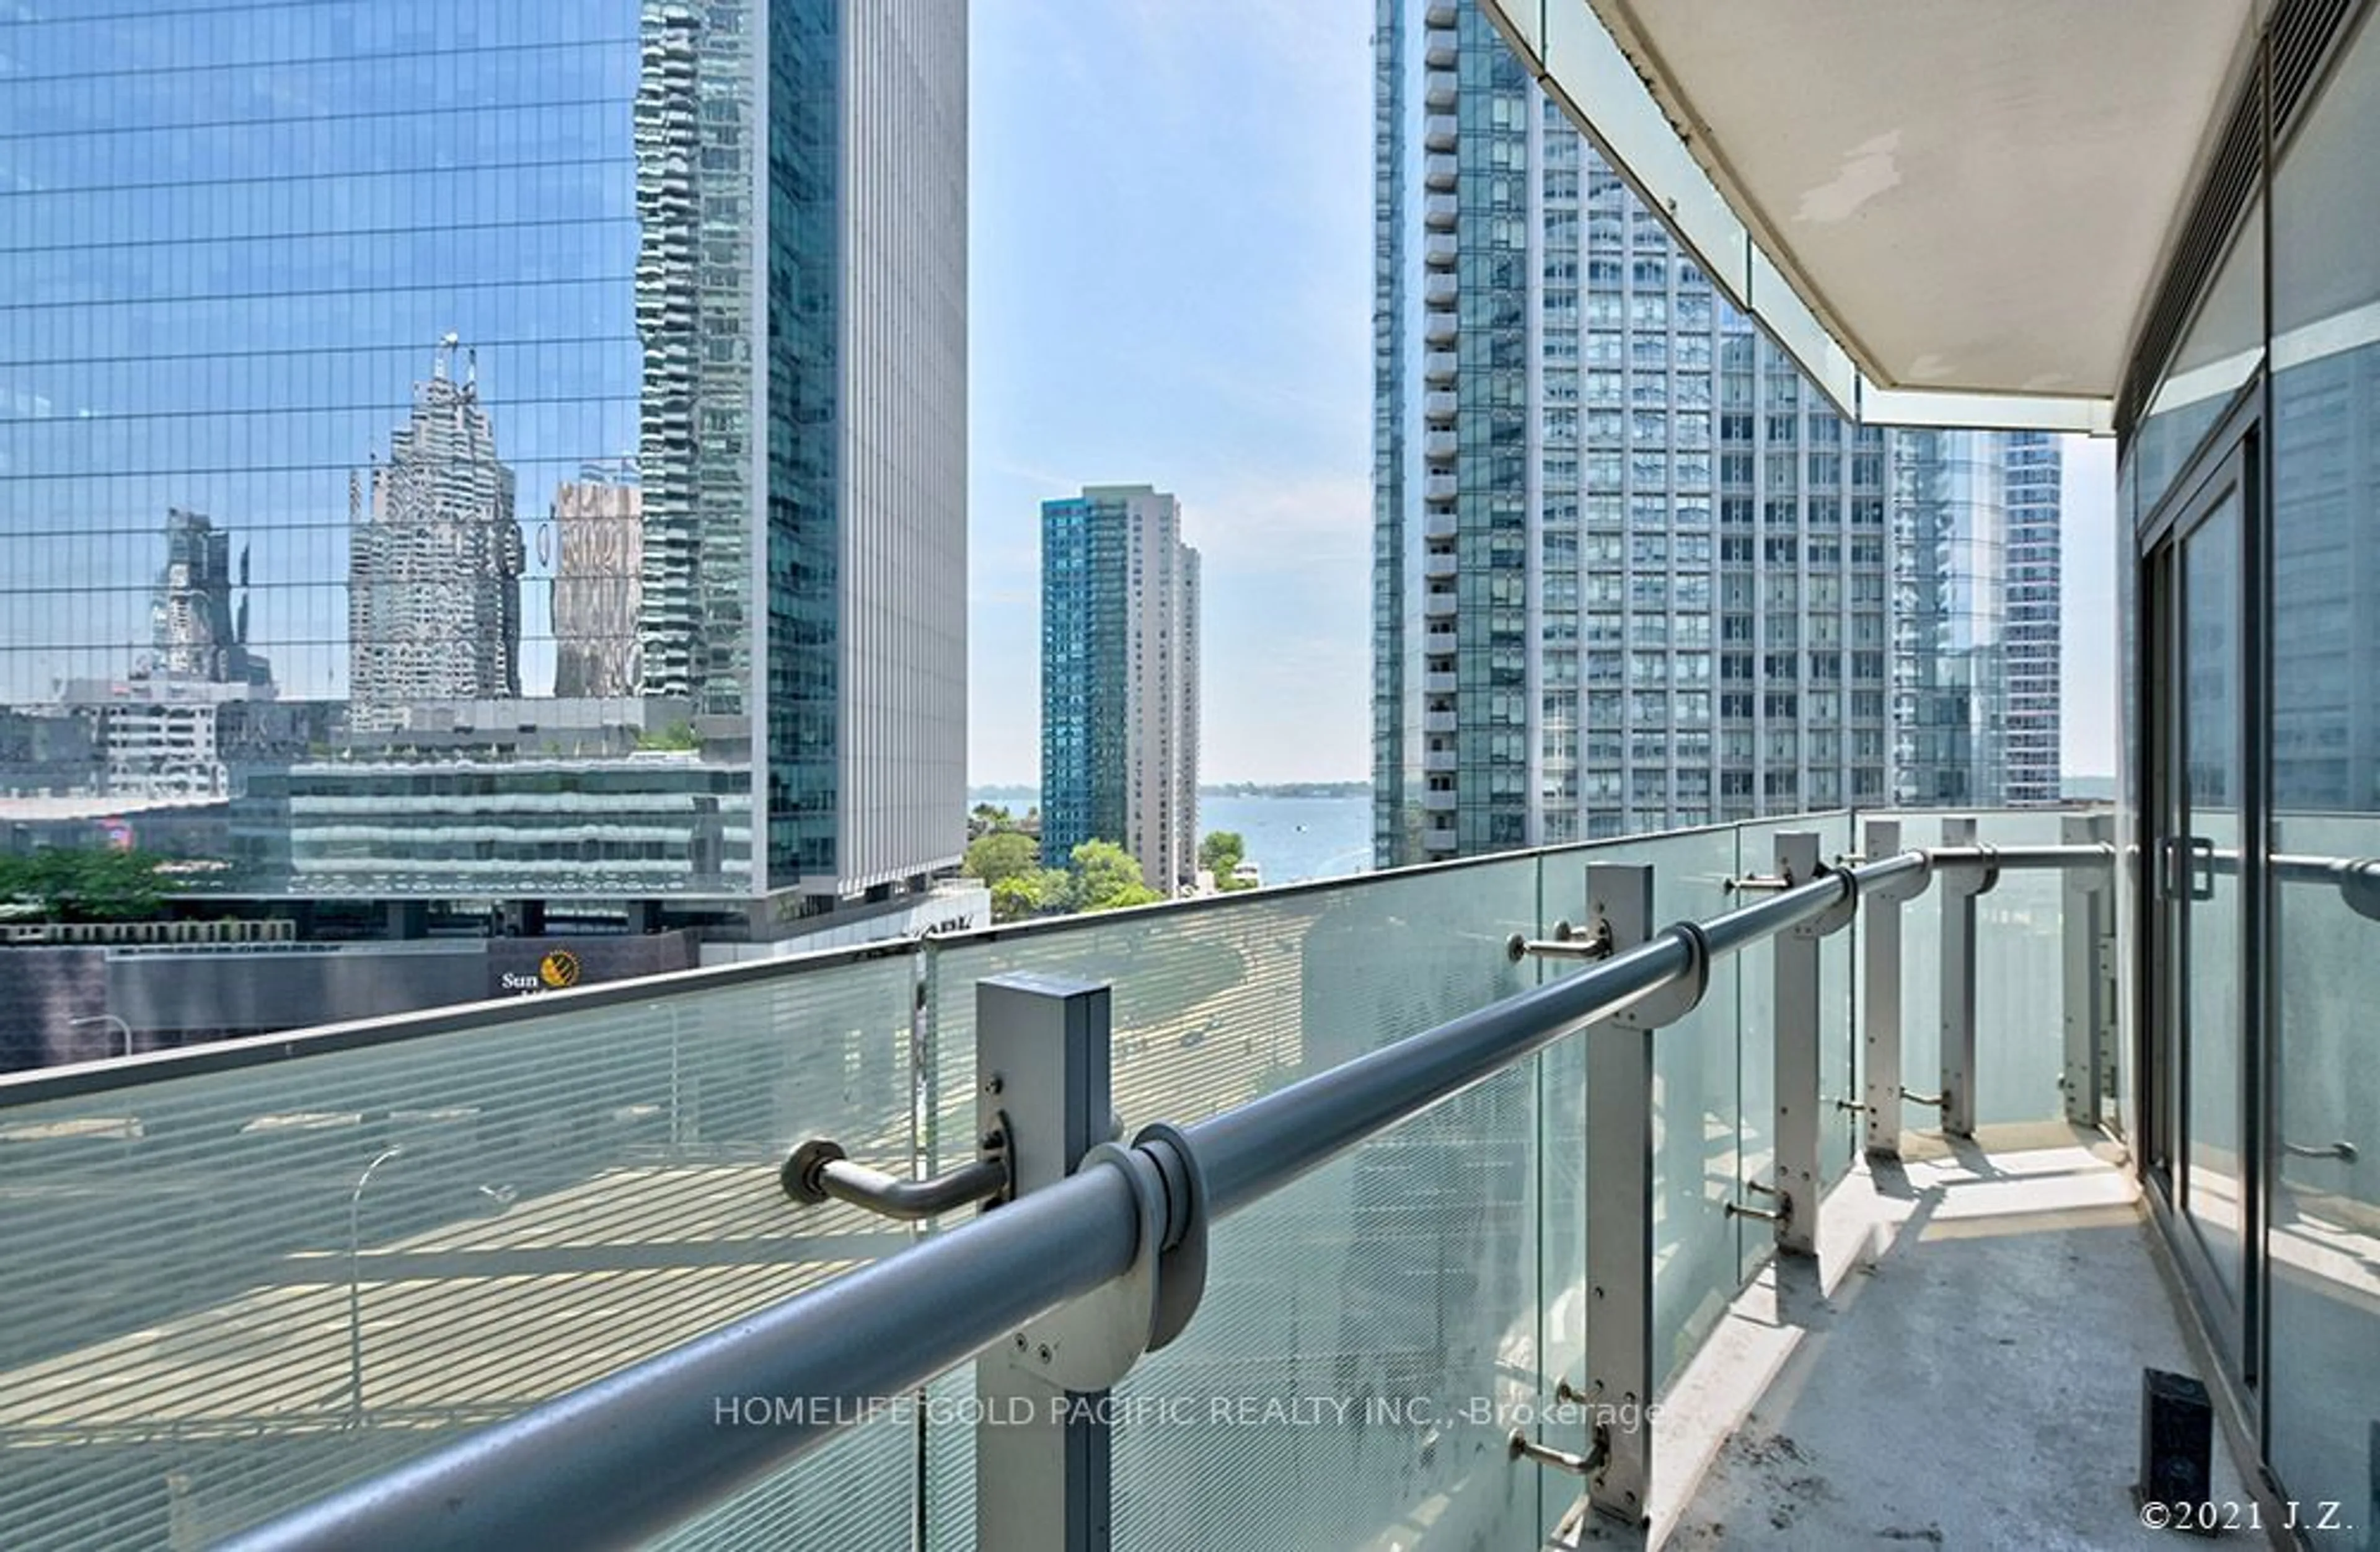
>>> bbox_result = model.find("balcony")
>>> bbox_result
[1424,271,1460,307]
[1426,151,1458,189]
[1424,509,1457,540]
[1424,428,1458,460]
[1424,350,1458,386]
[1424,113,1458,152]
[1424,310,1458,346]
[1423,747,1458,773]
[1423,709,1458,734]
[1424,192,1458,230]
[1423,588,1457,617]
[1423,671,1458,695]
[4,808,2307,1552]
[1424,232,1458,269]
[1424,390,1458,425]
[1424,474,1458,504]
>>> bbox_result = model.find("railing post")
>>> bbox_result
[976,973,1114,1552]
[1861,818,1904,1158]
[1772,832,1823,1256]
[2061,813,2115,1127]
[1939,816,1983,1139]
[1581,861,1657,1538]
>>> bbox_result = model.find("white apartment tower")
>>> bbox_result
[1373,0,2061,865]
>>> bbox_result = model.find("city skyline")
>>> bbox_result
[962,0,2118,787]
[0,1,2122,810]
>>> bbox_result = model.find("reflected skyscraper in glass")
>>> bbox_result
[0,1,968,933]
[347,337,524,731]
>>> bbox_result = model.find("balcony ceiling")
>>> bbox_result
[1574,0,2263,401]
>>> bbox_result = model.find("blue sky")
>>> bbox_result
[965,1,2119,785]
[967,1,1376,785]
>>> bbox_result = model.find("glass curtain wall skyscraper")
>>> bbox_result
[1372,0,2062,865]
[2003,431,2065,805]
[0,1,967,928]
[1041,487,1201,894]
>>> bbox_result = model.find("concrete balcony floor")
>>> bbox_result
[1560,1124,2260,1550]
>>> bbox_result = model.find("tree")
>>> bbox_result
[962,830,1040,888]
[1198,831,1245,875]
[989,866,1069,924]
[1199,830,1254,889]
[0,848,180,922]
[1068,840,1161,913]
[968,802,1015,840]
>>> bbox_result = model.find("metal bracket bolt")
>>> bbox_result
[1726,1179,1792,1225]
[1509,1421,1612,1478]
[1507,917,1616,963]
[781,1119,1013,1220]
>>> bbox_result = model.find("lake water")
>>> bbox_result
[972,790,1374,886]
[1197,795,1373,885]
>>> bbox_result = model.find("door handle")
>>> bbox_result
[2281,1140,2359,1164]
[2187,836,2216,901]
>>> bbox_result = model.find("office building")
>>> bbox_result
[1890,430,2007,807]
[2003,431,2065,803]
[0,1,968,931]
[1372,0,2063,865]
[1372,0,1892,864]
[1041,485,1202,894]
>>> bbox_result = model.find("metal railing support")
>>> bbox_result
[2061,813,2117,1127]
[1771,832,1846,1256]
[217,820,2076,1552]
[1861,820,1904,1157]
[1579,862,1662,1536]
[976,974,1115,1552]
[1937,816,1990,1138]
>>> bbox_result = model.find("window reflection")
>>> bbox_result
[0,1,797,895]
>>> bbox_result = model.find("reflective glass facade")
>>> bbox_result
[1892,431,2008,807]
[1041,487,1201,893]
[0,1,966,909]
[2119,1,2380,1524]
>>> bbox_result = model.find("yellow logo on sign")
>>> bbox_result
[538,950,583,990]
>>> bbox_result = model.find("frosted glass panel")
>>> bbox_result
[1111,1073,1549,1550]
[1970,811,2072,1126]
[1885,811,2074,1134]
[1637,827,1742,1386]
[0,961,919,1551]
[1087,860,1549,1550]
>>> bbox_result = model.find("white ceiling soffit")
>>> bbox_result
[1481,1,2267,431]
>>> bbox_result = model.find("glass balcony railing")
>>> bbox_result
[0,809,2109,1551]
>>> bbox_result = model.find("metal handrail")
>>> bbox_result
[219,842,2076,1552]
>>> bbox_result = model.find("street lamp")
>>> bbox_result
[68,1013,133,1059]
[346,1144,407,1427]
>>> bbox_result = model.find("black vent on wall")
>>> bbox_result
[2118,0,2366,441]
[2116,63,2262,439]
[2273,0,2357,131]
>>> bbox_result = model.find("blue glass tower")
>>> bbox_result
[0,1,967,926]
